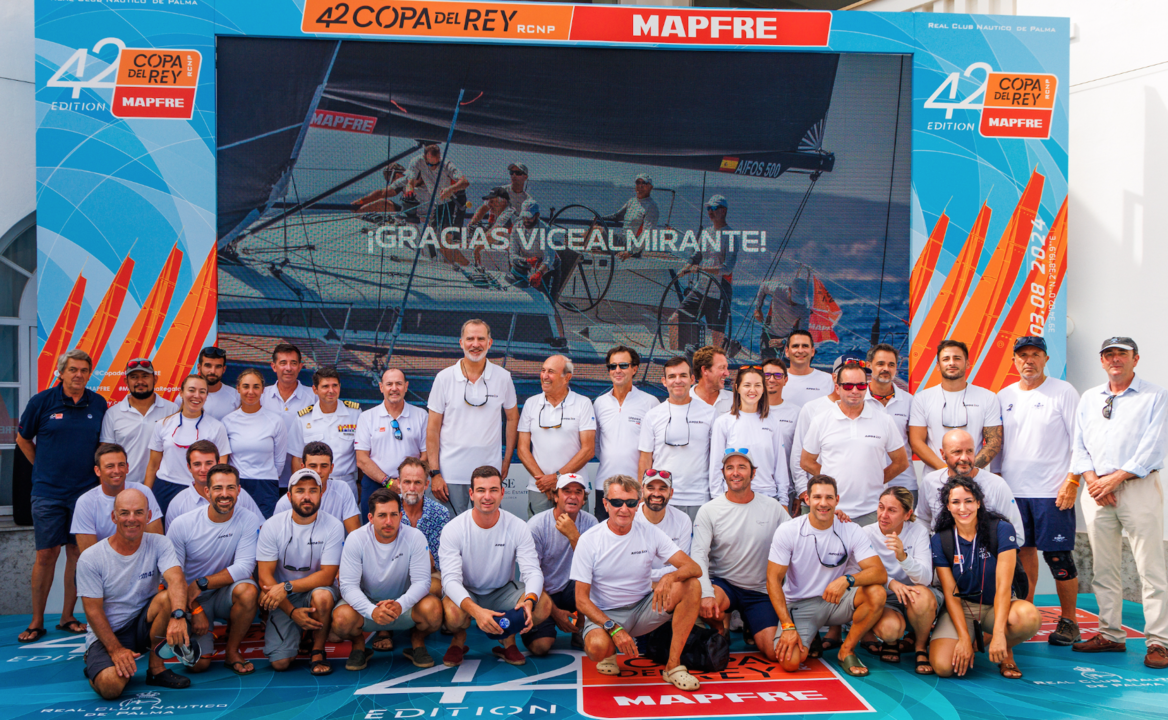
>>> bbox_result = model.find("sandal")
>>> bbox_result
[662,664,701,691]
[56,620,87,634]
[861,640,883,657]
[808,636,824,659]
[227,660,256,676]
[18,627,47,643]
[371,631,394,652]
[880,646,901,664]
[820,636,841,653]
[310,649,333,676]
[998,662,1023,679]
[914,651,935,676]
[596,655,620,676]
[838,653,869,677]
[346,646,374,671]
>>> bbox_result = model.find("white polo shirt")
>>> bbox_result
[909,383,1002,458]
[768,515,876,602]
[261,382,316,485]
[802,402,905,518]
[997,377,1079,498]
[202,384,240,421]
[868,388,918,492]
[148,412,231,487]
[638,399,716,507]
[783,368,834,408]
[690,386,734,415]
[428,361,517,485]
[593,387,660,484]
[791,395,881,496]
[290,400,362,480]
[517,390,596,492]
[915,467,1025,545]
[353,401,428,481]
[100,394,178,485]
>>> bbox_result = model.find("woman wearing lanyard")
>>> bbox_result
[144,375,231,516]
[929,476,1041,679]
[222,368,289,519]
[708,367,788,500]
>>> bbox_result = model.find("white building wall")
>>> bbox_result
[0,0,35,238]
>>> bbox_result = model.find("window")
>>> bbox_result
[0,213,35,514]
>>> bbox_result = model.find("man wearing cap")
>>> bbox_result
[404,144,470,231]
[100,359,177,485]
[275,442,361,535]
[593,346,660,520]
[509,200,559,295]
[524,473,598,656]
[800,362,909,526]
[1070,336,1168,668]
[608,173,660,259]
[352,163,409,214]
[997,336,1083,645]
[693,449,791,657]
[504,162,532,213]
[165,440,265,529]
[289,367,362,503]
[754,275,813,361]
[866,344,918,501]
[74,443,163,553]
[517,355,596,517]
[196,347,240,421]
[670,195,738,350]
[356,367,428,517]
[469,187,514,270]
[634,469,694,583]
[256,468,345,675]
[909,339,1003,473]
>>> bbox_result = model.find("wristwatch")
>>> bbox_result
[195,576,209,591]
[845,574,856,588]
[603,620,618,634]
[283,581,294,593]
[429,469,442,479]
[171,609,186,620]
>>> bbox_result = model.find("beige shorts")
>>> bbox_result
[933,600,998,641]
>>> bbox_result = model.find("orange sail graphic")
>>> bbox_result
[808,275,842,344]
[910,212,948,317]
[38,273,87,391]
[974,197,1068,390]
[908,203,991,390]
[75,257,135,373]
[98,244,184,401]
[923,170,1045,389]
[152,246,218,401]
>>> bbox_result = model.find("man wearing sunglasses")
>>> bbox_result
[165,440,264,530]
[767,475,886,678]
[275,442,361,536]
[914,429,1024,544]
[289,367,362,503]
[633,469,693,584]
[866,344,919,500]
[517,355,596,518]
[101,359,177,486]
[996,336,1083,646]
[762,358,800,457]
[404,144,469,232]
[196,347,239,421]
[909,339,1003,474]
[1071,336,1168,668]
[593,346,660,520]
[800,362,909,527]
[428,320,519,516]
[356,368,428,518]
[693,449,791,659]
[256,468,345,676]
[638,356,716,522]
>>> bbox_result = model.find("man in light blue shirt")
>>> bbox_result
[1070,336,1168,668]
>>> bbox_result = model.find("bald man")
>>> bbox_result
[517,355,596,518]
[915,429,1025,543]
[356,367,428,518]
[76,489,191,698]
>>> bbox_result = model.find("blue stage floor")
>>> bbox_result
[2,595,1165,720]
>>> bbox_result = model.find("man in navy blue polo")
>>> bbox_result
[16,350,108,643]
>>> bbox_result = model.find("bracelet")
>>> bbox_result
[191,605,204,615]
[523,593,539,606]
[781,622,796,631]
[1066,477,1080,486]
[609,625,623,637]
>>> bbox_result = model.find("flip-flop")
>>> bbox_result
[839,653,869,677]
[914,651,935,675]
[998,662,1023,679]
[227,660,255,676]
[18,627,47,643]
[662,664,701,691]
[56,620,86,634]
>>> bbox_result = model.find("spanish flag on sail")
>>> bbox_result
[808,275,841,344]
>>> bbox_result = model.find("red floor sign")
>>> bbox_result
[1028,607,1144,643]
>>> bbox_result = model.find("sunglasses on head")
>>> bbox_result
[607,362,632,370]
[200,346,226,360]
[839,382,868,391]
[606,497,639,509]
[644,468,672,480]
[126,358,154,371]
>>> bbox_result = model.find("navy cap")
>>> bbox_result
[1101,336,1138,354]
[1013,336,1048,353]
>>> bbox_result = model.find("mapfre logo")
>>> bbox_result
[923,61,1058,140]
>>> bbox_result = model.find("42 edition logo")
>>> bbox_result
[924,61,1058,139]
[46,37,201,120]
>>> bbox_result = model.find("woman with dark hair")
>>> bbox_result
[929,476,1041,679]
[222,368,288,518]
[708,367,789,500]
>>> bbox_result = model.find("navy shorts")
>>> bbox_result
[521,582,577,646]
[1016,497,1075,551]
[712,577,779,634]
[83,599,153,680]
[31,495,78,550]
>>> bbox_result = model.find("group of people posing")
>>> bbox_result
[15,318,1168,700]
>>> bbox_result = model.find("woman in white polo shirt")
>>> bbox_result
[222,369,288,518]
[708,367,788,500]
[144,375,230,516]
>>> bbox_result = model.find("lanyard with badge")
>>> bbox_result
[953,527,987,652]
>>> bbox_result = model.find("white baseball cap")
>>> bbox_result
[289,468,322,487]
[556,473,591,493]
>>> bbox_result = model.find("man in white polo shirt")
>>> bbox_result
[289,367,361,502]
[197,347,240,421]
[165,440,264,530]
[355,367,427,517]
[909,339,1002,472]
[333,487,442,671]
[783,330,834,407]
[633,469,693,583]
[166,464,261,675]
[866,344,918,499]
[592,346,659,520]
[439,465,546,668]
[638,356,715,521]
[73,443,162,552]
[572,474,704,692]
[997,336,1083,646]
[690,345,733,414]
[427,320,519,515]
[261,343,316,487]
[915,428,1024,544]
[99,359,176,485]
[275,441,361,534]
[518,355,596,517]
[800,361,909,526]
[767,474,887,678]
